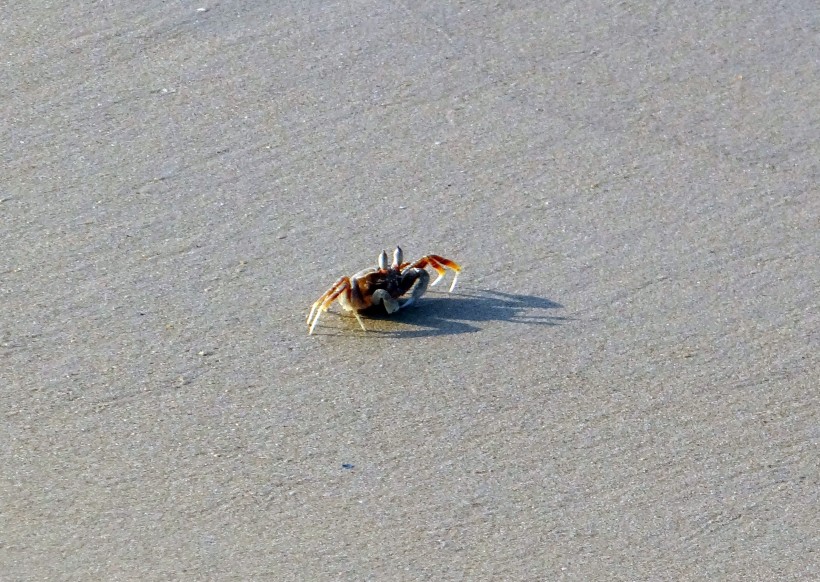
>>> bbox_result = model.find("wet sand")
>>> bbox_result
[2,1,818,579]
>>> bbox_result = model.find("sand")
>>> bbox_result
[2,1,818,579]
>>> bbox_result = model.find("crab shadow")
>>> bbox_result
[318,288,567,338]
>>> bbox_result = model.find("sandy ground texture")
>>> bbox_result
[2,1,818,580]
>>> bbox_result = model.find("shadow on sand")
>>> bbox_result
[313,288,567,338]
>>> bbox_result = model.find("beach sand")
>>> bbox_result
[2,1,817,579]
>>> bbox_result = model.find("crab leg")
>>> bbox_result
[350,307,367,332]
[308,277,369,334]
[409,255,462,292]
[308,277,351,334]
[307,276,348,325]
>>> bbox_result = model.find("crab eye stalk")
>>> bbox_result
[378,250,389,270]
[392,247,403,268]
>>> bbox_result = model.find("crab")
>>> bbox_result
[307,247,462,334]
